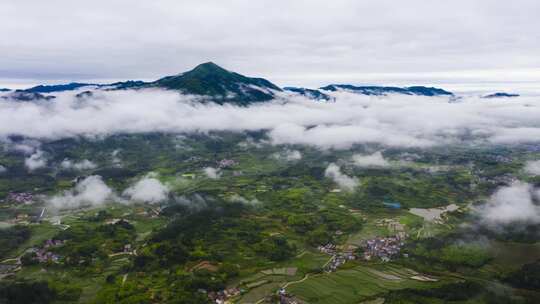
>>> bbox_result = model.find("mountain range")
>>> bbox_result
[482,92,520,99]
[0,62,520,104]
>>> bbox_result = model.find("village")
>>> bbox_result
[361,235,405,262]
[25,239,65,264]
[0,238,65,280]
[207,287,241,304]
[4,192,34,204]
[317,218,409,272]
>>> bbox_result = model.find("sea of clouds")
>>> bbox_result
[1,89,540,149]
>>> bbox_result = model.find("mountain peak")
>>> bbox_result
[151,62,281,105]
[192,61,225,71]
[184,61,231,78]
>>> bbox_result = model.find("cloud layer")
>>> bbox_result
[325,163,358,191]
[60,158,97,170]
[352,152,390,168]
[203,167,221,179]
[48,175,113,209]
[47,173,172,209]
[24,150,47,171]
[524,160,540,176]
[122,174,170,204]
[272,149,302,161]
[475,182,540,227]
[2,90,540,149]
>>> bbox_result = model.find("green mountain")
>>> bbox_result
[150,62,282,105]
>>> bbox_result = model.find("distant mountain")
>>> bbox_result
[0,88,10,92]
[107,80,148,90]
[284,87,332,101]
[22,80,149,93]
[74,91,94,99]
[148,62,282,105]
[482,92,520,99]
[1,90,56,102]
[25,82,95,93]
[319,84,453,96]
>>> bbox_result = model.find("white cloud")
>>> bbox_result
[123,174,170,204]
[48,175,113,209]
[24,149,47,171]
[60,158,97,170]
[229,194,260,206]
[352,151,390,168]
[174,194,209,211]
[0,164,6,173]
[111,149,122,167]
[475,181,540,227]
[8,139,41,155]
[203,167,221,179]
[324,163,358,191]
[273,149,302,161]
[524,160,540,176]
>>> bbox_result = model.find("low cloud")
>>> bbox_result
[174,194,209,212]
[203,167,221,179]
[24,149,47,171]
[524,160,540,176]
[0,164,6,173]
[48,175,113,209]
[352,151,390,168]
[111,149,122,167]
[60,158,97,170]
[273,149,302,161]
[475,181,540,227]
[324,163,358,191]
[228,194,261,206]
[123,174,170,204]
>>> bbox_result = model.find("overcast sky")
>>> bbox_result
[1,0,539,90]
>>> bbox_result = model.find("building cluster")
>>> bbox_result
[317,244,356,272]
[217,159,237,168]
[325,251,356,272]
[43,239,65,248]
[473,169,517,186]
[123,244,132,253]
[362,235,404,262]
[33,249,61,263]
[28,239,65,263]
[317,243,337,255]
[207,287,241,303]
[278,288,302,304]
[488,155,513,163]
[6,192,34,204]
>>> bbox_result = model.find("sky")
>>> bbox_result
[1,0,540,91]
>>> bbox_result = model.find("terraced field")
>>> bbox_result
[236,251,330,303]
[287,264,454,304]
